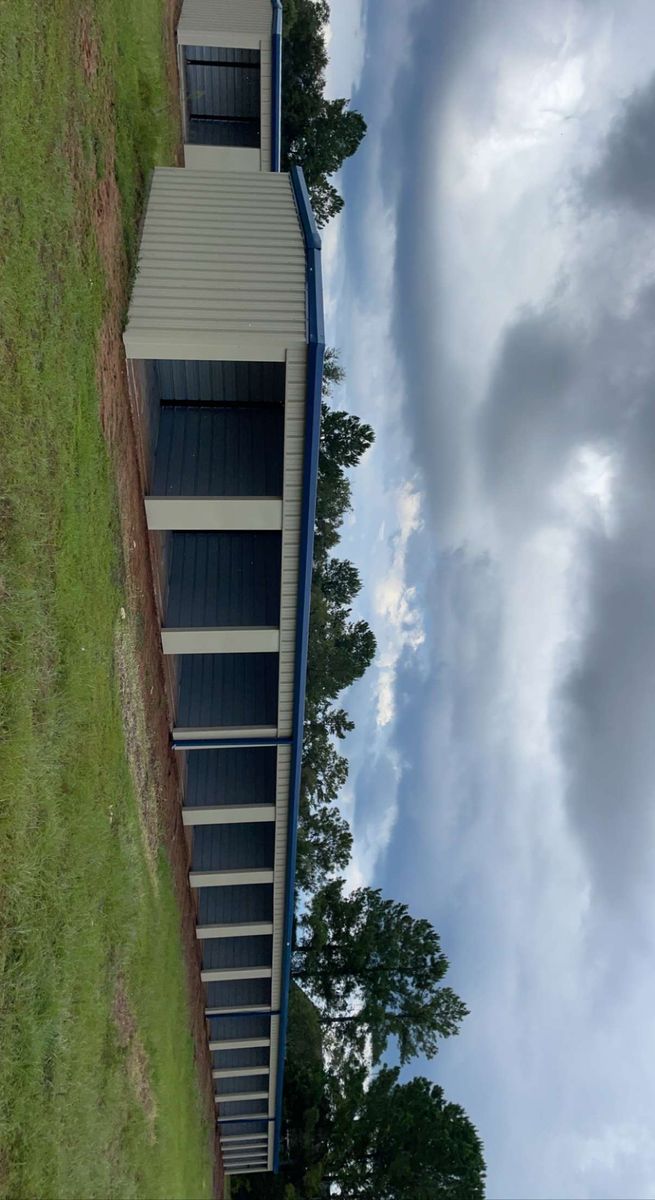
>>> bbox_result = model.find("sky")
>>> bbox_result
[320,2,655,1197]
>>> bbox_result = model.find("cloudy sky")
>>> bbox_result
[320,2,655,1197]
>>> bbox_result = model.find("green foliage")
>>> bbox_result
[295,350,376,895]
[295,881,469,1064]
[282,0,367,225]
[313,405,375,562]
[232,991,486,1200]
[329,1068,487,1200]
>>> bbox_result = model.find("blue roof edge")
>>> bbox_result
[271,1,283,171]
[273,164,325,1173]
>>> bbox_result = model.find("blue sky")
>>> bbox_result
[319,2,655,1197]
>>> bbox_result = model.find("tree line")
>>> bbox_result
[233,4,486,1196]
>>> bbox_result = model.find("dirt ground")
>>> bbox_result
[89,3,223,1196]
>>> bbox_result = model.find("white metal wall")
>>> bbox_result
[123,170,306,363]
[277,347,306,738]
[178,0,272,44]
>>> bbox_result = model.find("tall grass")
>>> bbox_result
[0,3,212,1196]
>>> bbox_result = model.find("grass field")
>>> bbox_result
[0,3,214,1197]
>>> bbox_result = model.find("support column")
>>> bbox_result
[145,497,283,531]
[221,1135,269,1145]
[162,627,279,655]
[201,966,272,983]
[209,1036,271,1051]
[184,807,275,827]
[189,868,274,887]
[213,1066,269,1080]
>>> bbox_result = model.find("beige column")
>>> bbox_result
[201,966,272,984]
[213,1066,269,1080]
[145,497,283,531]
[162,628,279,655]
[209,1036,271,1051]
[183,806,275,827]
[197,922,274,939]
[189,868,274,888]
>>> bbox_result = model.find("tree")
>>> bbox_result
[282,0,367,225]
[314,405,375,561]
[306,591,377,710]
[328,1068,486,1200]
[296,798,353,895]
[294,881,469,1064]
[322,346,345,394]
[293,349,376,898]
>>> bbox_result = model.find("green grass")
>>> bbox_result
[0,3,214,1197]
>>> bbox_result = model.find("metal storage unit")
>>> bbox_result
[177,0,282,171]
[124,158,324,1176]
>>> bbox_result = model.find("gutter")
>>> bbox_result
[272,164,325,1172]
[271,1,283,171]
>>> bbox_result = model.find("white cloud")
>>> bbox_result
[373,483,425,727]
[324,0,366,100]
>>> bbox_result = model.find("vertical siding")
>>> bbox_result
[205,978,272,1009]
[218,1099,268,1118]
[191,822,275,871]
[201,935,273,970]
[123,171,306,362]
[152,406,284,497]
[176,652,279,729]
[185,47,260,149]
[166,531,282,628]
[185,746,278,808]
[154,359,285,403]
[209,1014,271,1041]
[218,1074,269,1095]
[197,883,274,925]
[217,1120,269,1137]
[277,348,307,737]
[213,1046,270,1069]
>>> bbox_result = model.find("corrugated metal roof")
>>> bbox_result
[178,0,272,39]
[123,171,306,359]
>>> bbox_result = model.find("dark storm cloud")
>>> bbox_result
[341,0,480,521]
[556,286,655,911]
[478,312,581,520]
[474,275,655,909]
[586,74,655,214]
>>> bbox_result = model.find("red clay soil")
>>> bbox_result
[87,3,223,1196]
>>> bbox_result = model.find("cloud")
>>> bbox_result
[373,483,425,727]
[325,1,655,1195]
[587,74,655,213]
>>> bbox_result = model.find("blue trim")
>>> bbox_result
[272,165,325,1174]
[271,1,283,171]
[172,737,293,751]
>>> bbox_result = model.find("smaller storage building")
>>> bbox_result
[177,0,282,172]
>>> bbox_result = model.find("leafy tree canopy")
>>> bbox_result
[329,1067,487,1200]
[282,0,367,225]
[295,880,469,1064]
